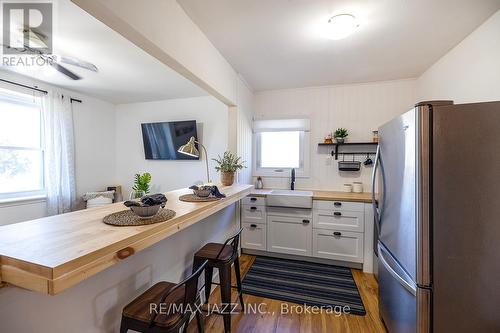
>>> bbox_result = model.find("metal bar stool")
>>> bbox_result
[120,260,208,333]
[192,228,244,333]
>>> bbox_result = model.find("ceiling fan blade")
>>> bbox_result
[26,28,49,49]
[51,62,82,80]
[60,56,98,72]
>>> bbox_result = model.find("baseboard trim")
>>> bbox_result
[242,249,363,270]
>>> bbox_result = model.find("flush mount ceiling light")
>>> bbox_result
[325,14,359,40]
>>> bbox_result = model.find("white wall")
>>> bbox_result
[115,96,229,196]
[417,10,500,103]
[0,71,117,225]
[254,79,417,191]
[72,95,117,209]
[235,76,254,185]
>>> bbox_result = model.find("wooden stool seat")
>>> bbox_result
[195,243,233,262]
[122,282,184,328]
[120,261,208,333]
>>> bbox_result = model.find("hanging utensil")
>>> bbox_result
[364,153,373,166]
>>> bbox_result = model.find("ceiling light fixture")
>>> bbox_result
[325,14,359,40]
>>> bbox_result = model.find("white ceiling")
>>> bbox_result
[179,0,500,91]
[1,0,207,104]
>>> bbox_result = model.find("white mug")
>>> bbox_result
[343,184,353,192]
[353,182,363,193]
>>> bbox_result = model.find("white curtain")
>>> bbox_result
[42,91,76,215]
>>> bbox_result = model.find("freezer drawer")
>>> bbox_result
[378,242,419,333]
[241,222,267,251]
[241,205,267,224]
[312,228,364,263]
[313,209,364,232]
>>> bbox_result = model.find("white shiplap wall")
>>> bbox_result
[254,79,417,191]
[236,77,254,185]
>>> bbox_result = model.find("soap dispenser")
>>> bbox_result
[255,177,264,189]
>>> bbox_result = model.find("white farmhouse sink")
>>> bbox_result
[266,190,313,209]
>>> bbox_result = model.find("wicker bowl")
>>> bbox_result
[130,205,162,219]
[193,188,211,197]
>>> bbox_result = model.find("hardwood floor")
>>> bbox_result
[189,254,387,333]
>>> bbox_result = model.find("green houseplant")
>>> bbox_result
[212,151,245,186]
[334,128,349,143]
[132,172,152,198]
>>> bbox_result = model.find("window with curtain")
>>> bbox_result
[0,88,45,199]
[253,119,310,177]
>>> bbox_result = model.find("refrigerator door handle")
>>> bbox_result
[378,243,417,296]
[372,145,386,235]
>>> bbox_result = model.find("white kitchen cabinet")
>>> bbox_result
[313,200,364,212]
[242,222,267,251]
[313,228,364,263]
[242,196,266,206]
[240,195,373,272]
[241,205,267,224]
[313,209,364,232]
[267,214,312,256]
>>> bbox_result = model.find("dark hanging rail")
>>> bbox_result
[318,142,378,160]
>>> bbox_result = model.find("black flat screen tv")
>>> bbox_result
[141,120,199,160]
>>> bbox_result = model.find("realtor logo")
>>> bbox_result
[2,2,52,54]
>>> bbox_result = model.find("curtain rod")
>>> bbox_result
[0,78,48,94]
[0,78,83,103]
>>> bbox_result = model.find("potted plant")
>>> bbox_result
[131,172,151,199]
[212,151,246,186]
[334,128,348,143]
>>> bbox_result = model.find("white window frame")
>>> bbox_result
[0,89,46,200]
[252,119,310,178]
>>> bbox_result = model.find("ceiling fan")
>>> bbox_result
[3,27,98,80]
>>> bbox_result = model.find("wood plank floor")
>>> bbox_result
[189,254,387,333]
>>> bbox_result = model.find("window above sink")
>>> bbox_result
[253,118,310,178]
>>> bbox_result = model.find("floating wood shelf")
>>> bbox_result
[318,142,378,146]
[318,142,378,160]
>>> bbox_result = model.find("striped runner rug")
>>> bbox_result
[241,256,366,316]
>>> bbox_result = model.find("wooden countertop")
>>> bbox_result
[249,189,373,203]
[0,184,253,295]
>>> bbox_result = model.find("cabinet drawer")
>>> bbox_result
[313,229,364,263]
[313,209,364,232]
[242,223,267,251]
[242,196,266,206]
[241,205,266,224]
[313,200,364,212]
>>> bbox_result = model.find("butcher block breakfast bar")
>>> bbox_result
[0,184,253,295]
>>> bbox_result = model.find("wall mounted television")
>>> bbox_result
[141,120,199,160]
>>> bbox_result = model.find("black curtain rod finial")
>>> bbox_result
[0,78,83,103]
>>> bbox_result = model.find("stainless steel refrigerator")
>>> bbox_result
[372,101,500,333]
